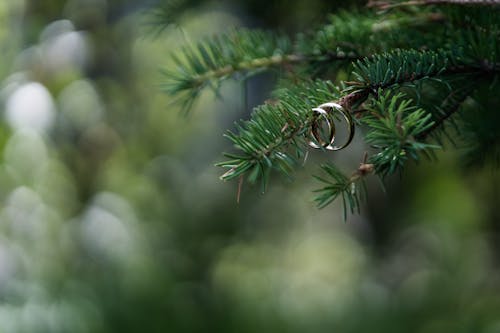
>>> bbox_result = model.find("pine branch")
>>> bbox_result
[216,46,498,189]
[162,10,451,112]
[161,24,367,112]
[368,0,500,10]
[350,49,466,91]
[162,29,296,111]
[157,3,500,212]
[342,47,500,108]
[314,162,373,218]
[416,81,477,140]
[361,91,440,176]
[457,84,500,168]
[216,80,341,190]
[146,0,203,34]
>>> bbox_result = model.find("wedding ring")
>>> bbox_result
[318,102,355,151]
[308,107,335,149]
[308,102,355,151]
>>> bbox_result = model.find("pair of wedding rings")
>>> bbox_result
[307,102,355,151]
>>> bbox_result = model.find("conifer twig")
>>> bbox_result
[158,3,500,212]
[217,80,342,187]
[313,156,374,217]
[368,0,500,10]
[416,82,477,140]
[187,53,361,88]
[342,50,500,111]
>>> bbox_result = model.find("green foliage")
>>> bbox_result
[216,80,341,189]
[161,1,500,216]
[146,0,202,34]
[458,85,500,168]
[349,49,452,91]
[314,163,367,218]
[295,11,377,57]
[163,9,451,109]
[162,29,294,111]
[6,1,500,332]
[413,76,478,143]
[362,91,440,176]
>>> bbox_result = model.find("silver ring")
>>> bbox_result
[317,102,354,151]
[308,107,335,149]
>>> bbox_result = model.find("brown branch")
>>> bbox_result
[340,62,500,112]
[191,52,361,88]
[416,84,476,140]
[368,0,500,10]
[191,54,305,85]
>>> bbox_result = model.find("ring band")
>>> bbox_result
[308,107,335,149]
[308,102,355,151]
[318,102,355,151]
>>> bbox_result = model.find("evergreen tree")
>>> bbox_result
[159,0,500,217]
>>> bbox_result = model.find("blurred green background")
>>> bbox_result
[0,0,499,332]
